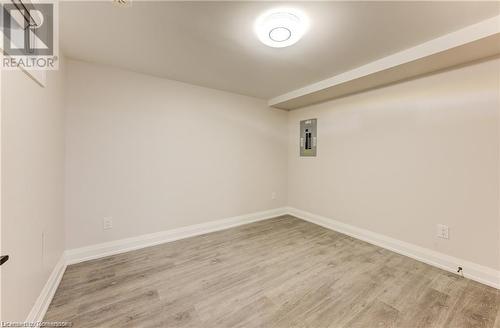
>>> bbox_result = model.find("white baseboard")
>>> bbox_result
[287,207,500,289]
[27,207,287,321]
[27,205,499,323]
[25,255,67,323]
[65,207,288,265]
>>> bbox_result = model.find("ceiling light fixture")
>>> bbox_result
[255,8,309,48]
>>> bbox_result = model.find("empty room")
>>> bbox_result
[1,1,500,327]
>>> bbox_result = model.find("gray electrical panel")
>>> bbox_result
[300,119,317,157]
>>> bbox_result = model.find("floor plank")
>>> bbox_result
[45,216,499,327]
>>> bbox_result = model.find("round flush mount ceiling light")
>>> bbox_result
[255,8,309,48]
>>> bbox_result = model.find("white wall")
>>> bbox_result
[288,58,500,271]
[1,62,66,321]
[2,45,498,321]
[66,58,500,273]
[65,60,288,249]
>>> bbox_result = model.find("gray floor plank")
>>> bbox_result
[45,216,500,327]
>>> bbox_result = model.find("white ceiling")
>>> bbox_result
[60,1,500,99]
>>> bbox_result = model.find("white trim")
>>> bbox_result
[287,207,500,290]
[269,15,500,109]
[25,256,67,323]
[26,206,499,322]
[65,207,288,265]
[27,207,287,321]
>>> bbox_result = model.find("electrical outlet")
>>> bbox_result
[103,217,113,230]
[436,224,449,239]
[271,192,276,200]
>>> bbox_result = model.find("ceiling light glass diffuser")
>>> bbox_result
[255,8,309,48]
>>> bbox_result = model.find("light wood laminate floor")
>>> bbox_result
[45,216,500,327]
